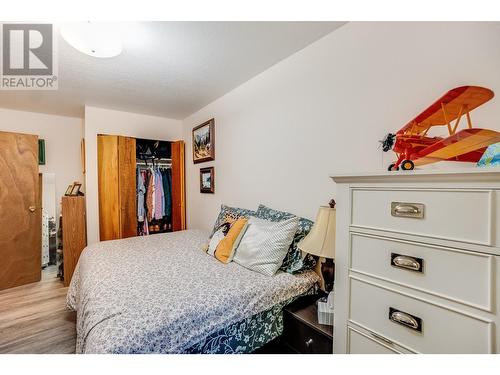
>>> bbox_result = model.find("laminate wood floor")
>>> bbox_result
[0,265,76,354]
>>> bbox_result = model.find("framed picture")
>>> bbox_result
[200,167,215,194]
[192,119,215,164]
[38,139,46,165]
[65,184,74,196]
[70,183,82,196]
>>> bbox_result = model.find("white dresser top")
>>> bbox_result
[330,167,500,183]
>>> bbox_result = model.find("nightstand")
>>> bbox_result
[281,295,333,354]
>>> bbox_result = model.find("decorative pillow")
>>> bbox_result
[214,218,249,263]
[255,204,317,274]
[207,224,230,256]
[233,216,299,276]
[209,204,256,238]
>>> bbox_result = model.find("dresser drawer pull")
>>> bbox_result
[391,253,424,272]
[391,202,424,219]
[389,308,422,332]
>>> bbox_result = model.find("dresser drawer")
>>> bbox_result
[351,188,492,245]
[349,278,493,353]
[348,327,401,354]
[350,233,494,310]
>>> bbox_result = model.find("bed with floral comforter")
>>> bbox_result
[67,229,319,353]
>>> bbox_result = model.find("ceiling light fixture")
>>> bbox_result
[60,22,123,58]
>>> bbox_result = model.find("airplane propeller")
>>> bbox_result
[380,133,396,152]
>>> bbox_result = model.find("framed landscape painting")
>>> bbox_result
[192,119,215,163]
[200,167,215,194]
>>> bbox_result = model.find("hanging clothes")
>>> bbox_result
[165,168,172,218]
[161,168,171,219]
[154,169,164,220]
[136,161,172,235]
[137,169,146,222]
[146,168,155,222]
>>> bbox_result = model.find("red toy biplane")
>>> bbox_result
[382,86,500,171]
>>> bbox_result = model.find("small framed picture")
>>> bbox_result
[200,167,215,194]
[38,139,46,165]
[70,183,82,196]
[192,119,215,164]
[65,184,74,196]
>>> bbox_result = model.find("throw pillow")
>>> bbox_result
[255,204,317,273]
[214,217,249,263]
[209,204,256,239]
[233,216,299,276]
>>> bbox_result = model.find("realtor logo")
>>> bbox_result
[1,23,58,90]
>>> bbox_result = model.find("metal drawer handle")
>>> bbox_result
[389,308,422,332]
[395,205,419,214]
[391,202,424,219]
[305,338,314,348]
[391,253,423,272]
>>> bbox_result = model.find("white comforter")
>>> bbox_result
[67,230,318,353]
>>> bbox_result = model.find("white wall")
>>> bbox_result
[84,106,183,244]
[0,108,84,227]
[182,22,500,231]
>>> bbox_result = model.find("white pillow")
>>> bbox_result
[233,216,299,276]
[207,227,225,256]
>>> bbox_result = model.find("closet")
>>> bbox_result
[97,135,185,241]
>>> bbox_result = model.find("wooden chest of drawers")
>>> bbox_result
[331,169,500,354]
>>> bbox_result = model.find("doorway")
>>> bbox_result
[40,173,59,275]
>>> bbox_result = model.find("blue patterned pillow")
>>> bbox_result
[209,204,256,238]
[255,204,316,273]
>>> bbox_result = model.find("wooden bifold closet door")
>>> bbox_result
[98,135,137,241]
[171,140,186,231]
[0,131,41,290]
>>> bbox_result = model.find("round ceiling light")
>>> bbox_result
[60,22,123,58]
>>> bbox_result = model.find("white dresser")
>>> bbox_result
[331,169,500,354]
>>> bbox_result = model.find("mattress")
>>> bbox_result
[67,229,319,353]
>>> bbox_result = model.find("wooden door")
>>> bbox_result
[118,136,137,238]
[171,140,186,231]
[98,134,137,240]
[98,135,120,241]
[0,131,41,290]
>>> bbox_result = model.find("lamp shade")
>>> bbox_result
[298,206,335,259]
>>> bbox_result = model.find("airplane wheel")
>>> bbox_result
[388,163,399,171]
[401,160,415,170]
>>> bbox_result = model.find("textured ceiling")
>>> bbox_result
[0,22,345,119]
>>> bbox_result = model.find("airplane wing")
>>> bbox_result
[413,128,500,166]
[399,86,494,135]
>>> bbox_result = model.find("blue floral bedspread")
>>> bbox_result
[67,230,319,354]
[184,295,307,354]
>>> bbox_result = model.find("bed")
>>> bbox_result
[67,229,319,353]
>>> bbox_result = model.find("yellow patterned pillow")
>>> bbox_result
[214,218,249,264]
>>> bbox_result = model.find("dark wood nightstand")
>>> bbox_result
[281,295,333,354]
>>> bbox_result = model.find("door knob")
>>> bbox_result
[29,206,36,212]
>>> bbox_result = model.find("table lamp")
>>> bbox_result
[297,199,336,325]
[298,201,336,292]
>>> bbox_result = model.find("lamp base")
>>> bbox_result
[321,257,335,293]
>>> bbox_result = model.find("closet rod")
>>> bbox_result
[136,162,172,167]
